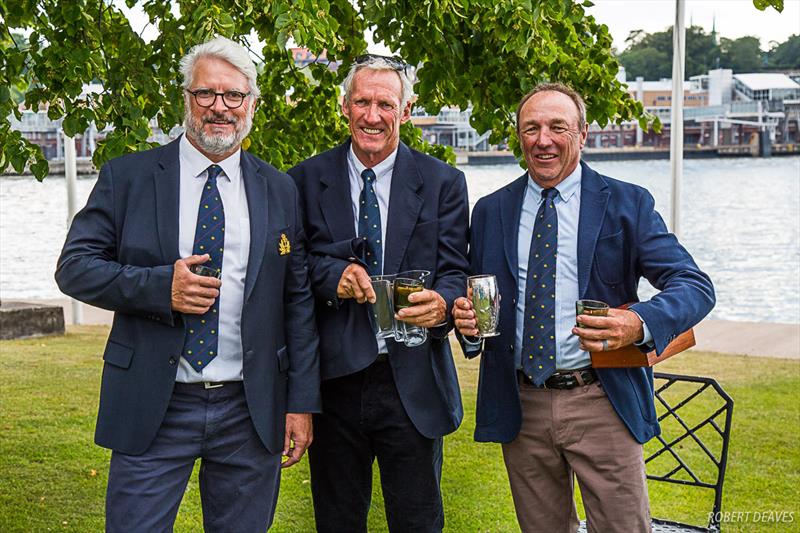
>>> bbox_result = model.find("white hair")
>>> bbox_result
[180,36,260,98]
[342,57,415,109]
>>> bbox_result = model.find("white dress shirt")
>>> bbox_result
[176,134,250,382]
[347,145,397,354]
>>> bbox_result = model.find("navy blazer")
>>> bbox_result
[55,137,321,455]
[288,140,470,439]
[465,162,715,444]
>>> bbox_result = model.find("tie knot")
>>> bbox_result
[541,188,559,201]
[361,168,376,184]
[207,164,223,182]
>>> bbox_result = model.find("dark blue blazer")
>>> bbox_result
[288,140,470,439]
[465,162,715,444]
[55,137,321,455]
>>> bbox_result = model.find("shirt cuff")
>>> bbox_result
[462,335,483,347]
[630,310,654,347]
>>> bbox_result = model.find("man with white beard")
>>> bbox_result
[55,36,320,532]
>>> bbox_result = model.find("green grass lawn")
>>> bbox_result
[1,326,798,532]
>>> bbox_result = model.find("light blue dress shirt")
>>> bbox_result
[347,146,397,354]
[511,166,652,370]
[515,166,587,370]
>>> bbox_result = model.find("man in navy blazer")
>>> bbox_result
[55,37,319,532]
[454,83,715,532]
[288,55,469,532]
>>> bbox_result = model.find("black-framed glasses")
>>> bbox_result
[186,89,251,109]
[353,54,409,74]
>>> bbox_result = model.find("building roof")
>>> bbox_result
[624,79,696,92]
[734,73,800,91]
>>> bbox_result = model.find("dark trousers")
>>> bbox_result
[309,359,444,533]
[105,382,282,533]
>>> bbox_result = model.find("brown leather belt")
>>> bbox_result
[518,368,598,390]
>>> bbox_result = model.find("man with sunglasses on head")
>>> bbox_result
[56,36,320,532]
[288,54,469,533]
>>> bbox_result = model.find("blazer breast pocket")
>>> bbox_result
[593,229,625,285]
[270,226,292,260]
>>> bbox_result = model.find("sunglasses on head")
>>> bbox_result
[353,54,409,74]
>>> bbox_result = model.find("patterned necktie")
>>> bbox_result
[358,168,382,276]
[522,187,559,385]
[182,164,225,373]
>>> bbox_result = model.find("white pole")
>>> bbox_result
[63,130,83,325]
[670,0,686,237]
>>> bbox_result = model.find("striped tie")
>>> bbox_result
[182,164,225,372]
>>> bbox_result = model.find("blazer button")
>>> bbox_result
[508,344,514,352]
[327,300,334,307]
[168,357,176,365]
[512,298,516,305]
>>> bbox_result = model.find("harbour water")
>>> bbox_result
[1,156,798,324]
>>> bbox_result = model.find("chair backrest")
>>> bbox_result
[646,372,735,532]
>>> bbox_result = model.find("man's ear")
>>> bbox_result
[400,101,412,124]
[342,99,351,121]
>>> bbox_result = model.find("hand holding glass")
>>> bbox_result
[575,299,609,327]
[468,275,500,337]
[394,277,427,347]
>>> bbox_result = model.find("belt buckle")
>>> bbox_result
[203,381,224,389]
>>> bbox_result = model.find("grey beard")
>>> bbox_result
[184,110,252,156]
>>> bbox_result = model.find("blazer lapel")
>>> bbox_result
[241,151,269,303]
[384,143,423,276]
[500,174,528,281]
[153,138,181,264]
[577,161,610,297]
[320,142,357,242]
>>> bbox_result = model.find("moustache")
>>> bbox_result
[203,113,237,125]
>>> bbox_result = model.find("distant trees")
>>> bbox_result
[618,27,799,80]
[768,35,800,69]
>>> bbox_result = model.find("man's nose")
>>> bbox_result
[210,94,228,113]
[537,128,554,146]
[364,103,381,122]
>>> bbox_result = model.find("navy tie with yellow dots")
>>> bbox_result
[358,168,382,276]
[522,187,559,385]
[182,164,225,372]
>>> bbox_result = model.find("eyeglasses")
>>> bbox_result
[185,89,251,109]
[353,54,409,75]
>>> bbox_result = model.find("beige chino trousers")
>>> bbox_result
[502,380,651,533]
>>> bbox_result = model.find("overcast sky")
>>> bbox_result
[586,0,800,51]
[120,0,800,53]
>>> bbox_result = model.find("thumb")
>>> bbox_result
[184,254,210,266]
[283,427,292,456]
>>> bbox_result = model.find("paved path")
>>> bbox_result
[13,299,800,360]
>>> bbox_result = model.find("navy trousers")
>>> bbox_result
[105,382,282,533]
[308,359,444,533]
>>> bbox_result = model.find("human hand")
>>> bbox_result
[282,413,313,468]
[395,289,446,328]
[171,254,222,314]
[336,263,375,303]
[572,308,644,352]
[452,296,479,336]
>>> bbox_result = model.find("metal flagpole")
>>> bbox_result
[63,129,83,325]
[670,0,686,237]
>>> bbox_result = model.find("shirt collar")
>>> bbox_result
[180,134,241,182]
[526,163,582,203]
[347,144,399,181]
